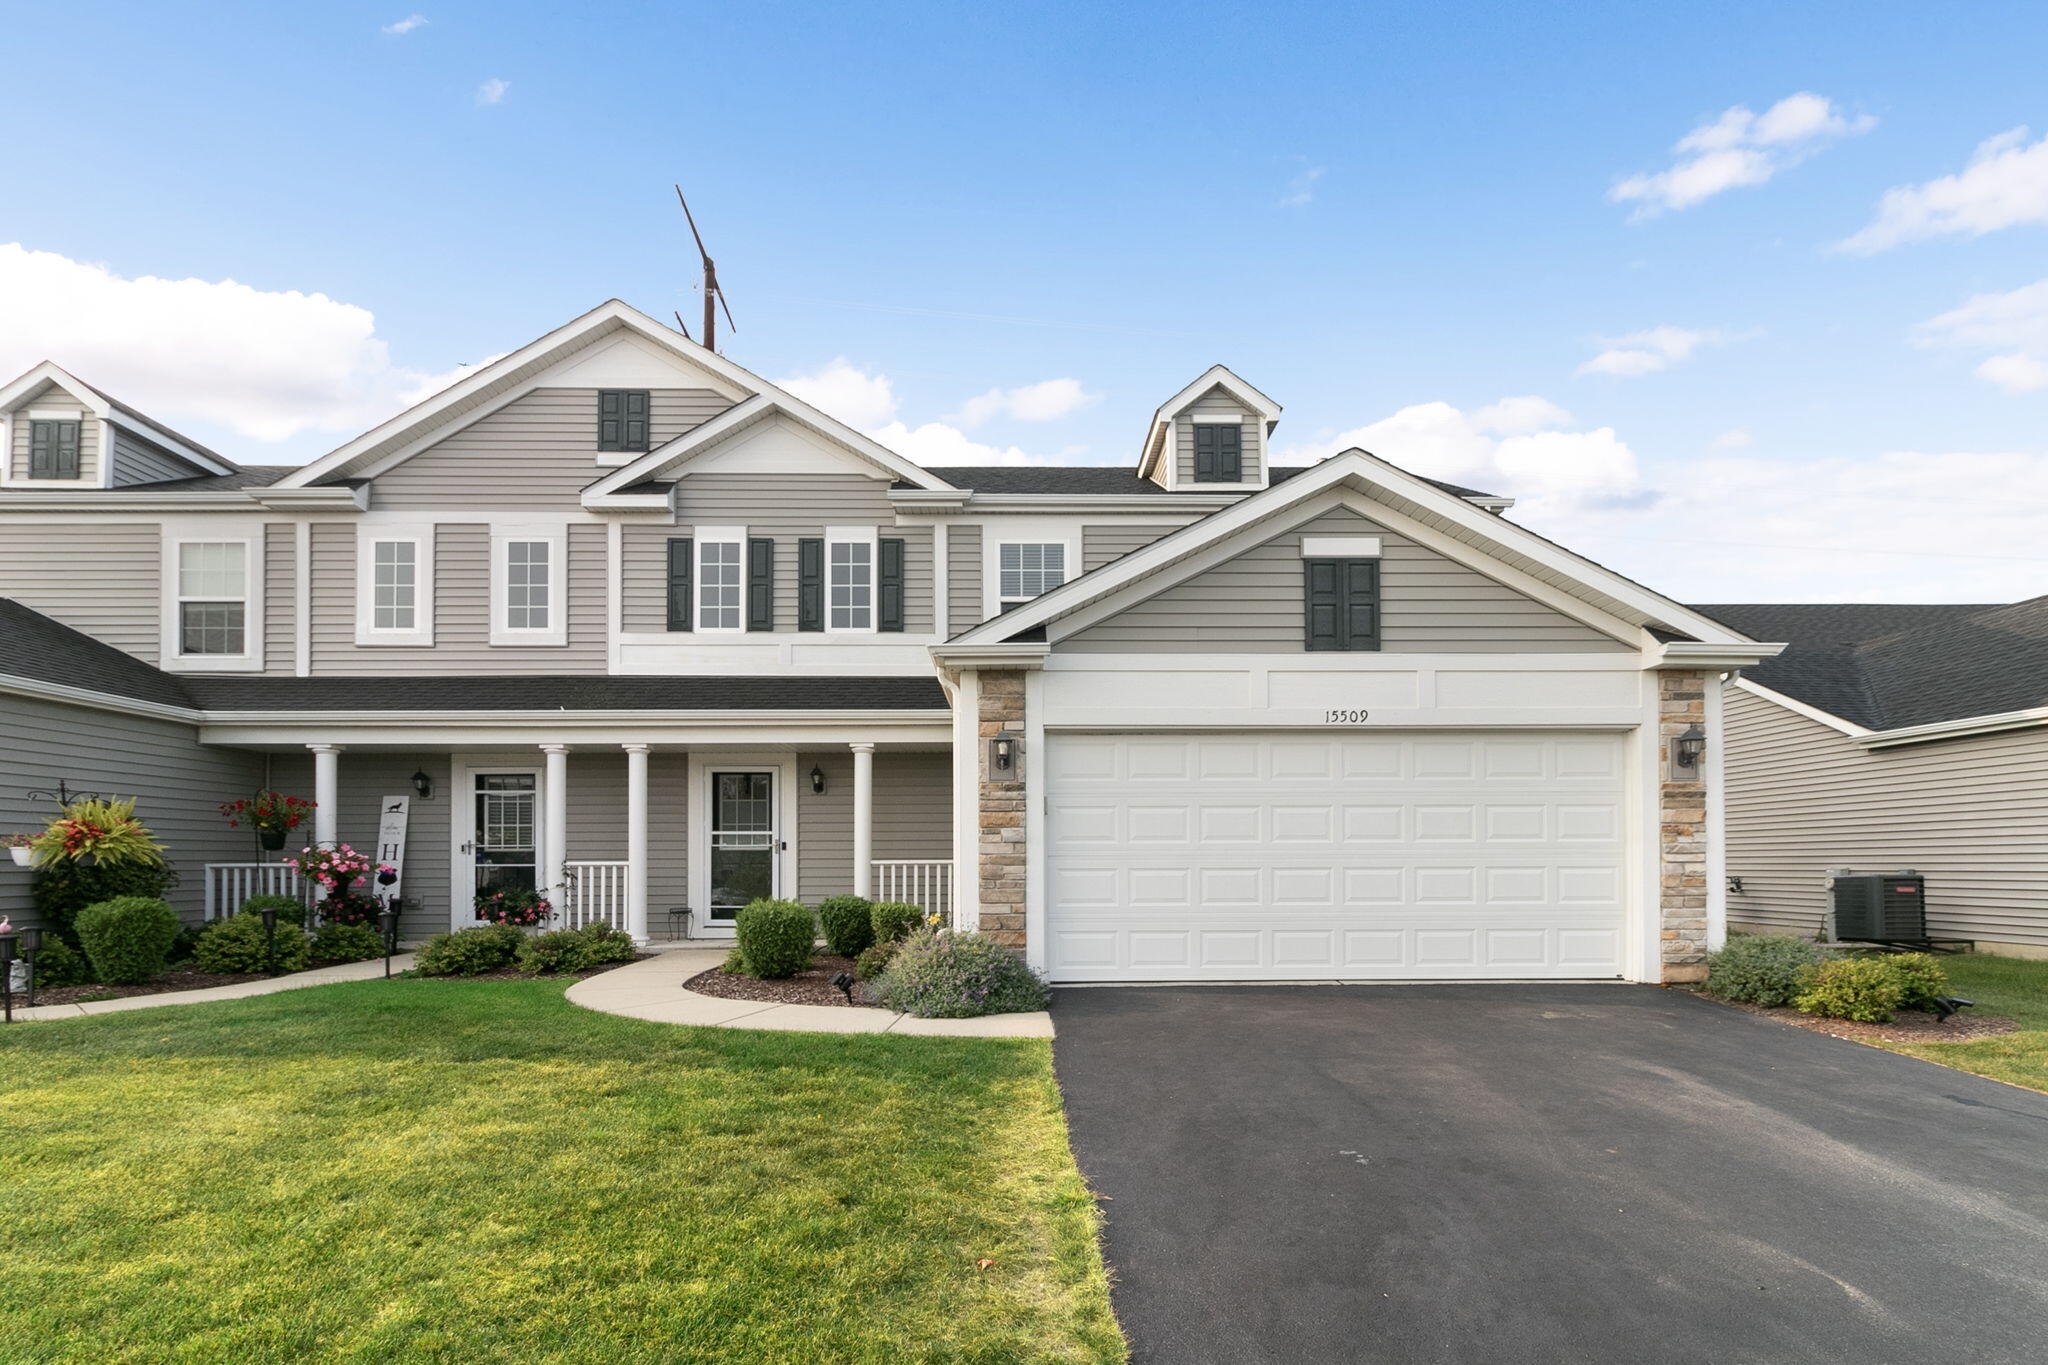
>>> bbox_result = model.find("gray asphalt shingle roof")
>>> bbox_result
[911,464,1496,500]
[1695,600,2047,730]
[0,599,198,708]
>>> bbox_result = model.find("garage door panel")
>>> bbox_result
[1046,731,1629,981]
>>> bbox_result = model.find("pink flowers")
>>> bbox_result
[474,887,553,927]
[286,843,374,890]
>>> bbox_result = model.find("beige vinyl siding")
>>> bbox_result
[307,522,608,673]
[1724,686,2048,949]
[947,523,983,632]
[1062,507,1630,654]
[1082,522,1181,571]
[264,523,295,673]
[622,473,934,633]
[372,388,732,509]
[109,427,205,486]
[557,752,689,930]
[796,750,952,905]
[271,753,452,941]
[8,397,100,482]
[0,695,264,926]
[1174,387,1260,486]
[0,522,162,664]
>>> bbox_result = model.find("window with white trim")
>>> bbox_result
[998,542,1066,612]
[505,540,551,630]
[491,530,567,646]
[372,541,417,630]
[355,529,434,646]
[698,538,744,631]
[176,542,248,656]
[828,538,873,631]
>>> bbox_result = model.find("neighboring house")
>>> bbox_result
[1701,600,2048,959]
[0,300,1774,983]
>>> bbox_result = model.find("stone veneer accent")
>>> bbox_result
[1659,669,1709,982]
[977,670,1028,949]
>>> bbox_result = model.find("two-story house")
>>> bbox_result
[0,301,1775,983]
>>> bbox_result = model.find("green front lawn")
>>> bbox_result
[0,981,1124,1364]
[1880,953,2048,1093]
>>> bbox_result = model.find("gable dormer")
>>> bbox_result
[1136,365,1282,492]
[0,361,237,491]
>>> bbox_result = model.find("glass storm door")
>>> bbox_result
[470,773,539,915]
[708,770,777,925]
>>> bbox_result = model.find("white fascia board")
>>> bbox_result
[1730,677,1871,737]
[0,673,201,724]
[1656,640,1784,670]
[0,362,111,419]
[587,392,949,497]
[0,492,263,512]
[251,485,369,512]
[959,493,1240,515]
[888,488,975,514]
[1138,364,1282,478]
[927,641,1051,669]
[582,492,675,514]
[103,411,237,477]
[1858,707,2048,749]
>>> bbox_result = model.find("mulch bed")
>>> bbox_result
[405,953,655,983]
[685,954,881,1008]
[29,968,271,1008]
[1697,991,2019,1044]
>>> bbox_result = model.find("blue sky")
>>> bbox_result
[7,0,2048,600]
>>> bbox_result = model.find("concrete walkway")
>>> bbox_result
[564,946,1054,1037]
[12,953,419,1023]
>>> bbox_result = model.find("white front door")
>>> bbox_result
[455,765,543,928]
[1043,731,1629,982]
[705,768,778,932]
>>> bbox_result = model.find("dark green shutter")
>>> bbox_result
[1193,423,1220,482]
[797,537,824,632]
[28,421,53,478]
[1303,558,1379,651]
[623,390,650,451]
[1217,425,1243,481]
[666,537,693,631]
[598,391,624,450]
[1304,559,1343,650]
[746,537,775,631]
[878,537,905,632]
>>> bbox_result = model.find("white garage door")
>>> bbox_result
[1044,731,1628,981]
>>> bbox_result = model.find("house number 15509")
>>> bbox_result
[1324,709,1371,724]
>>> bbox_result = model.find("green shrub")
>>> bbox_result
[1794,957,1906,1023]
[1704,933,1838,1008]
[30,859,175,946]
[165,922,203,965]
[240,893,308,929]
[733,899,815,979]
[853,939,900,982]
[414,924,525,977]
[818,895,874,958]
[73,896,182,985]
[28,935,91,988]
[720,947,748,974]
[192,912,313,975]
[310,921,387,963]
[1886,952,1949,1013]
[869,901,923,945]
[516,923,636,976]
[874,926,1050,1019]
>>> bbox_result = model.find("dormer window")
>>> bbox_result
[28,420,81,479]
[1192,420,1242,483]
[597,390,650,452]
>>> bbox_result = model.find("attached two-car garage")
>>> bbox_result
[1043,731,1630,982]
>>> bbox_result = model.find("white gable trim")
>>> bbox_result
[953,448,1763,653]
[0,362,108,419]
[1137,364,1281,480]
[584,393,947,499]
[0,362,237,480]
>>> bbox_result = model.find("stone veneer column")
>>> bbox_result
[977,670,1028,950]
[1659,670,1709,982]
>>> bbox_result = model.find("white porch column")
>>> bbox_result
[541,745,571,921]
[308,743,342,903]
[623,743,650,943]
[851,742,875,898]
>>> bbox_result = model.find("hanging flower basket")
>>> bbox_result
[220,792,314,850]
[4,834,34,867]
[29,798,167,870]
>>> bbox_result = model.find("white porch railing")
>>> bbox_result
[562,860,631,931]
[204,863,310,920]
[872,860,954,924]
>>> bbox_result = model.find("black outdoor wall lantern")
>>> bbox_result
[810,764,826,795]
[411,768,434,800]
[1673,723,1707,770]
[990,731,1018,774]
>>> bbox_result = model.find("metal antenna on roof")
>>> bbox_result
[671,310,693,342]
[674,183,736,352]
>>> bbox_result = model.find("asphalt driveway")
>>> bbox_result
[1053,983,2048,1365]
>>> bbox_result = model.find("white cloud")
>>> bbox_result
[1610,92,1874,218]
[1280,164,1325,208]
[1279,392,2048,599]
[1472,395,1573,435]
[0,242,481,444]
[1837,127,2048,254]
[382,13,428,35]
[1576,325,1729,378]
[1712,427,1755,448]
[775,357,899,428]
[1916,278,2048,393]
[475,77,510,106]
[868,421,1070,467]
[951,377,1098,427]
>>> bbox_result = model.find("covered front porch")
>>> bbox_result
[203,729,958,943]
